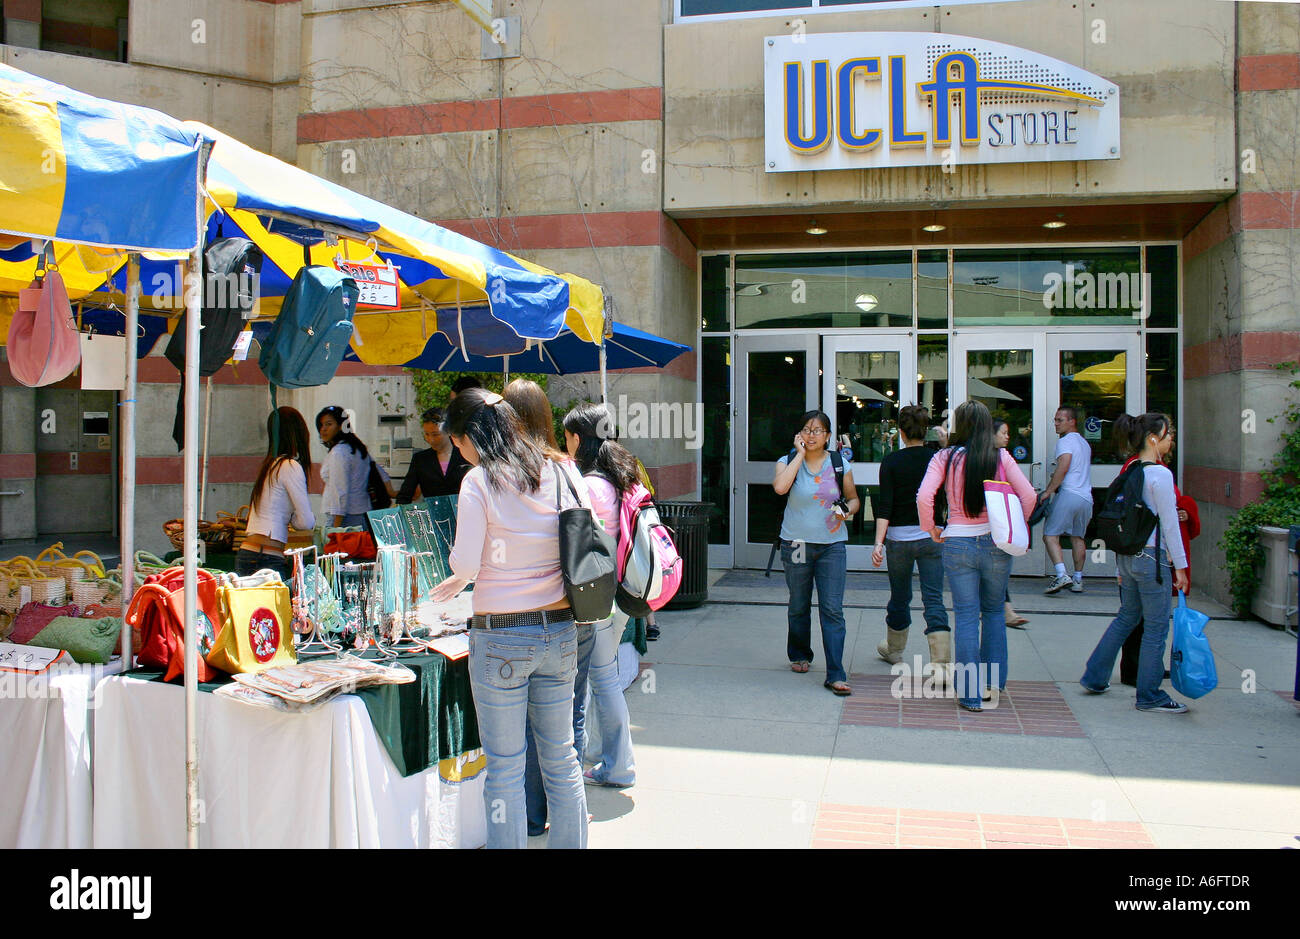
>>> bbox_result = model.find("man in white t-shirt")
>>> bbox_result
[1042,406,1093,594]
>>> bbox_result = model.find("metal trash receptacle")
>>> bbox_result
[657,501,713,609]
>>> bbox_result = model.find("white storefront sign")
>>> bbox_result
[764,32,1120,173]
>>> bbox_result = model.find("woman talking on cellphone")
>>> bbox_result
[773,409,860,696]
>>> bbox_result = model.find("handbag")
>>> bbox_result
[209,570,296,674]
[1027,493,1051,528]
[985,455,1029,556]
[553,462,617,623]
[323,529,376,560]
[1171,593,1217,699]
[6,245,81,387]
[124,566,225,681]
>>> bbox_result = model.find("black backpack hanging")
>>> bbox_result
[167,231,264,449]
[1094,460,1162,579]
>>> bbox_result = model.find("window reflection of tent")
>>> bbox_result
[1064,352,1126,396]
[836,378,894,404]
[968,377,1022,401]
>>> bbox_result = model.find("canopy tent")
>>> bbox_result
[0,63,615,849]
[0,118,605,362]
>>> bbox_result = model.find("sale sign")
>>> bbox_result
[334,259,401,309]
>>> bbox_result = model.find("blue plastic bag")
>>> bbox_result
[1171,593,1217,699]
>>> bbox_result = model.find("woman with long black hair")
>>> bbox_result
[561,403,637,789]
[316,405,393,527]
[429,387,590,849]
[238,407,314,579]
[918,401,1035,711]
[1080,413,1190,713]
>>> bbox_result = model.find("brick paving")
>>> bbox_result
[840,675,1087,737]
[811,803,1156,849]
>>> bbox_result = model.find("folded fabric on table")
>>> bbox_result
[27,615,122,664]
[9,602,82,645]
[126,650,479,777]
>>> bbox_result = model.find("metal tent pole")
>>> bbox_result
[119,254,140,664]
[199,375,213,519]
[185,142,213,851]
[599,343,607,407]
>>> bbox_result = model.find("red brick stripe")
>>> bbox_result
[36,452,111,476]
[646,461,695,500]
[440,211,698,272]
[41,17,118,53]
[138,455,265,486]
[0,453,36,477]
[1183,193,1300,260]
[1239,54,1300,92]
[1183,466,1266,510]
[3,0,42,22]
[298,87,662,144]
[1184,331,1300,379]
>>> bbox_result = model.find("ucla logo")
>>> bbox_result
[768,33,1120,172]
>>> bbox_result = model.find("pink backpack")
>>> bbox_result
[613,480,683,615]
[7,247,80,387]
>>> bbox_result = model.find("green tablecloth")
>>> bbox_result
[126,649,479,779]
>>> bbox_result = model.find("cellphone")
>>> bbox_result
[832,497,850,516]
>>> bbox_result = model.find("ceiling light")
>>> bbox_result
[805,219,827,235]
[784,356,794,364]
[1043,220,1067,229]
[854,293,879,312]
[837,383,846,392]
[922,223,946,232]
[886,389,894,396]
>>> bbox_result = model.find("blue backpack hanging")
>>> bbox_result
[259,263,359,393]
[1170,593,1217,699]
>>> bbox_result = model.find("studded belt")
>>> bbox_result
[469,608,575,630]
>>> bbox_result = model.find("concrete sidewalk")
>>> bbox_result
[574,571,1300,849]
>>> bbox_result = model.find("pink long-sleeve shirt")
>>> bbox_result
[917,447,1036,537]
[448,459,593,613]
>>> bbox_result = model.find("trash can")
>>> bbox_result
[657,501,713,610]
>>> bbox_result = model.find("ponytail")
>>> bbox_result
[1114,412,1171,457]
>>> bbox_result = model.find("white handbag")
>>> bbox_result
[985,456,1029,556]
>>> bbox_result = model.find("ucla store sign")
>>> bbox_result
[764,32,1120,173]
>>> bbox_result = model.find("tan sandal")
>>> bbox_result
[790,661,811,673]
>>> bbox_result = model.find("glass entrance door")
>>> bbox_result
[734,333,818,568]
[952,331,1144,578]
[821,335,915,570]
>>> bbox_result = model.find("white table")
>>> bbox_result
[92,674,486,849]
[0,659,124,849]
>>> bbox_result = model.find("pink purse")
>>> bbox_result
[7,245,81,387]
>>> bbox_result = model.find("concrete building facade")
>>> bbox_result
[1,0,1295,613]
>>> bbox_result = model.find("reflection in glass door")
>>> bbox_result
[950,333,1048,575]
[735,334,817,568]
[822,336,915,570]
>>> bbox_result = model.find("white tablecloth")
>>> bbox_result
[0,659,124,849]
[92,675,486,849]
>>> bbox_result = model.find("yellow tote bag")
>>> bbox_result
[211,575,296,674]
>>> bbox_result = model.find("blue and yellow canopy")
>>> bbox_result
[0,66,606,364]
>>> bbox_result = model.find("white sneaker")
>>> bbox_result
[1045,574,1072,594]
[1069,579,1084,593]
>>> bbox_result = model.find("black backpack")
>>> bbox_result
[167,234,263,449]
[367,458,393,511]
[1095,460,1162,577]
[764,449,844,577]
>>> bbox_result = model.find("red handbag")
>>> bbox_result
[10,602,82,645]
[324,531,376,560]
[124,566,225,682]
[6,246,81,387]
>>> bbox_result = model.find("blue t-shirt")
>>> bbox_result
[778,453,852,544]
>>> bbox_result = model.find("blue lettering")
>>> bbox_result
[1064,109,1079,143]
[987,112,1004,147]
[1043,110,1061,144]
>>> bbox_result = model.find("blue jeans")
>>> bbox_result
[1082,552,1175,708]
[468,618,588,849]
[942,535,1011,707]
[884,537,949,634]
[523,621,593,836]
[782,540,847,684]
[583,609,636,786]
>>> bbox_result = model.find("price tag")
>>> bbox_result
[0,642,69,673]
[334,259,401,309]
[232,329,253,361]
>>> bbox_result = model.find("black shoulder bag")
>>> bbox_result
[553,462,618,622]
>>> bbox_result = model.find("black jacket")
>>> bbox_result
[396,446,470,502]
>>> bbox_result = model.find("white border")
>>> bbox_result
[675,0,1029,25]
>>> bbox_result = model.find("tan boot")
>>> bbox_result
[926,631,953,687]
[876,628,908,665]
